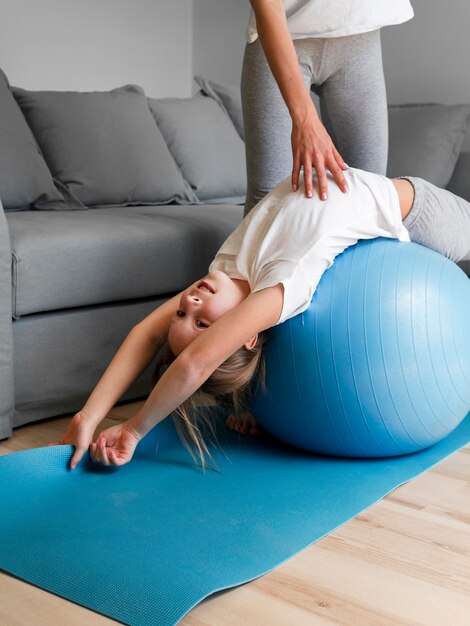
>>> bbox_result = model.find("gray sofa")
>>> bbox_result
[0,71,469,440]
[0,72,247,438]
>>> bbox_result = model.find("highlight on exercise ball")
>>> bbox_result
[251,238,470,458]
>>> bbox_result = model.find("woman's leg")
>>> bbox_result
[399,176,470,263]
[241,40,292,216]
[241,39,315,216]
[318,30,389,175]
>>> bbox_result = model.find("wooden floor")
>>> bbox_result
[1,401,470,626]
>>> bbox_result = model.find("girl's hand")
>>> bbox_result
[89,421,140,467]
[48,410,96,470]
[291,107,349,200]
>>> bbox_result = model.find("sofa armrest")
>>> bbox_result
[0,199,14,438]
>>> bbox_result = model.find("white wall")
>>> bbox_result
[192,0,251,89]
[190,2,470,103]
[2,1,468,114]
[382,1,470,106]
[191,1,470,105]
[0,0,193,97]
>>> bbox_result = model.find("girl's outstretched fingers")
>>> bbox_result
[89,422,139,467]
[70,445,87,470]
[109,450,120,466]
[99,438,110,466]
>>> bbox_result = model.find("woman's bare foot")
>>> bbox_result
[226,410,262,436]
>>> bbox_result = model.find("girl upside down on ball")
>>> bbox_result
[52,169,470,470]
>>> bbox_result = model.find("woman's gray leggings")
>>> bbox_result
[241,29,388,216]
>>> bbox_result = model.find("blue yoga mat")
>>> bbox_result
[1,407,469,625]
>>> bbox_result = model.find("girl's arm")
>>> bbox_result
[52,291,185,468]
[79,291,183,427]
[250,0,348,199]
[125,284,284,440]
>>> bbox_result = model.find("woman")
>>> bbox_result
[243,0,414,214]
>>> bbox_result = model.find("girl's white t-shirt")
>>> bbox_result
[246,0,414,43]
[209,168,410,325]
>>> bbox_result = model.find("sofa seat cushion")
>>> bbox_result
[7,204,243,318]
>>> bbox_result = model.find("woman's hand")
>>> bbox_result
[89,421,140,467]
[291,107,349,200]
[48,410,96,470]
[250,0,349,200]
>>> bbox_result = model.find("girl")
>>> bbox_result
[52,170,470,470]
[243,0,414,213]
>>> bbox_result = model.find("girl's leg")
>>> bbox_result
[318,30,389,175]
[391,177,415,220]
[399,176,470,263]
[241,39,315,216]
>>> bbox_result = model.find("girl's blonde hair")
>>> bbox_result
[152,332,268,472]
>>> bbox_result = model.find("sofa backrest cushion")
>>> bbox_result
[12,84,198,208]
[387,103,470,188]
[194,75,244,141]
[147,93,246,204]
[0,69,64,211]
[447,151,470,204]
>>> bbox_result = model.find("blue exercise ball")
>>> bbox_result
[251,238,470,457]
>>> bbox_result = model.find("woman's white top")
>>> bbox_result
[246,0,414,43]
[209,168,410,325]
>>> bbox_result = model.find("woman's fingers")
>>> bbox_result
[333,146,349,171]
[302,157,314,198]
[299,151,350,200]
[292,150,301,192]
[326,154,349,194]
[292,115,350,198]
[312,155,328,200]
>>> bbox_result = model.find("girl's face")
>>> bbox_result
[167,270,249,356]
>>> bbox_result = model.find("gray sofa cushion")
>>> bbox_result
[458,260,470,276]
[147,93,246,203]
[12,297,162,427]
[194,75,244,140]
[0,69,64,211]
[12,84,198,208]
[387,103,470,188]
[7,204,243,318]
